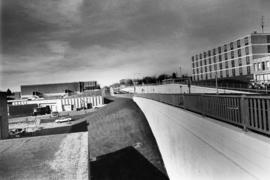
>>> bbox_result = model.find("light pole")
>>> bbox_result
[215,70,219,94]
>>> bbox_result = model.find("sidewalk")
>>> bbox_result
[134,97,270,180]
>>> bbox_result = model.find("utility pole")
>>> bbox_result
[179,66,182,78]
[215,71,219,94]
[261,16,265,33]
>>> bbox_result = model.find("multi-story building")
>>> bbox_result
[0,92,8,139]
[191,32,270,87]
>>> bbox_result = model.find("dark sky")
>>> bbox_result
[1,0,270,91]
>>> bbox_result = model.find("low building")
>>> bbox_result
[0,92,8,139]
[8,95,103,113]
[253,56,270,84]
[21,81,100,99]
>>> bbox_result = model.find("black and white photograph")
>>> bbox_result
[1,0,270,179]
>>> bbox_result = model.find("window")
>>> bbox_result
[192,56,194,61]
[220,71,223,78]
[232,69,235,76]
[246,56,250,65]
[206,74,208,80]
[209,58,211,64]
[218,47,221,54]
[267,61,270,69]
[219,63,223,69]
[267,35,270,43]
[238,58,242,66]
[231,60,235,67]
[245,47,249,55]
[244,37,249,45]
[201,67,203,73]
[247,66,251,74]
[219,55,222,62]
[200,60,202,66]
[209,65,212,71]
[196,55,198,60]
[192,63,194,68]
[197,68,199,74]
[200,53,202,59]
[214,64,217,70]
[230,42,234,50]
[213,49,216,55]
[258,63,261,70]
[225,61,228,68]
[231,51,234,58]
[226,70,229,77]
[224,44,227,52]
[225,53,228,60]
[193,69,195,74]
[208,50,211,57]
[213,56,216,63]
[237,40,241,48]
[204,52,207,58]
[268,45,270,53]
[262,62,265,70]
[205,66,207,72]
[196,61,198,67]
[254,63,257,71]
[239,67,243,75]
[204,59,207,65]
[238,49,241,57]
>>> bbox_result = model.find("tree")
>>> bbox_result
[6,89,12,95]
[172,72,177,79]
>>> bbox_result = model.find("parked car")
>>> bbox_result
[55,117,72,123]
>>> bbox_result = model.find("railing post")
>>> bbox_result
[240,95,248,132]
[201,94,206,116]
[182,94,186,109]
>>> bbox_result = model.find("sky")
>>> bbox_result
[1,0,270,91]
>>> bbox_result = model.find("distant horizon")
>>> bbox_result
[1,0,270,91]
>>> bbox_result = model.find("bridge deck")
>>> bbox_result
[134,97,270,180]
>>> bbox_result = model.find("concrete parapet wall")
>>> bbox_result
[134,97,270,180]
[122,84,251,94]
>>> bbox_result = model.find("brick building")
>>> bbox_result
[191,32,270,87]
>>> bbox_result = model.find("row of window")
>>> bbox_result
[193,66,251,81]
[192,37,249,61]
[193,63,250,75]
[254,61,270,72]
[256,74,270,82]
[192,49,250,68]
[192,56,250,71]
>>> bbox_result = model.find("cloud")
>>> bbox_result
[1,0,270,91]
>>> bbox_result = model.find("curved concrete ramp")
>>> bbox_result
[134,97,270,180]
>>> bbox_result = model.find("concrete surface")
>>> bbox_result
[134,97,270,180]
[0,132,88,180]
[86,97,167,176]
[122,84,252,94]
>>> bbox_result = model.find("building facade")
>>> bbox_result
[21,81,100,99]
[0,92,8,139]
[191,32,270,86]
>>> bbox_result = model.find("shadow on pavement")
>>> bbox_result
[91,146,169,180]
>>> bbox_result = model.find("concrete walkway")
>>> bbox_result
[134,97,270,180]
